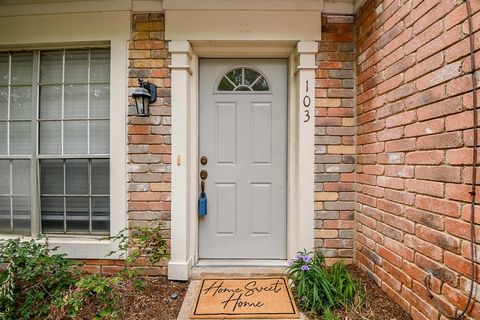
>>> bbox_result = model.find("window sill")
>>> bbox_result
[0,234,123,260]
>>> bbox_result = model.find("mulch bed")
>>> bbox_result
[340,264,412,320]
[74,264,410,320]
[74,277,189,320]
[303,264,412,320]
[118,277,189,320]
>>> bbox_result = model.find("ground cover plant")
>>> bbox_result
[0,238,79,319]
[286,250,365,319]
[0,221,170,320]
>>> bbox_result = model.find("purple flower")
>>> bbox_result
[302,255,311,263]
[288,259,294,266]
[301,265,309,272]
[294,253,302,260]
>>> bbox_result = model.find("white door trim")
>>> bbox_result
[168,40,317,280]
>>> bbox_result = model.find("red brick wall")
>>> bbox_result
[355,0,480,318]
[126,13,171,276]
[315,15,356,265]
[75,14,171,276]
[93,13,356,273]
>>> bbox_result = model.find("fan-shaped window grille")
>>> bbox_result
[217,67,270,92]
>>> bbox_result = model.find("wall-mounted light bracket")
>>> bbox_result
[132,78,157,116]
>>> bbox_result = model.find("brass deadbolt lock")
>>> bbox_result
[200,156,208,165]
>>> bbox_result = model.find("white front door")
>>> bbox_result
[198,59,287,259]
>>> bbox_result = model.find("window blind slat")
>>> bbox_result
[90,84,109,118]
[91,159,109,195]
[0,196,10,232]
[92,196,109,233]
[11,53,33,85]
[0,87,8,119]
[66,196,89,233]
[10,122,31,154]
[12,196,30,233]
[40,51,62,84]
[39,121,61,154]
[65,159,88,194]
[64,84,88,118]
[40,196,64,233]
[64,120,88,154]
[90,49,110,83]
[0,160,9,195]
[39,85,62,119]
[10,86,32,120]
[90,120,109,154]
[65,50,88,83]
[12,160,30,195]
[0,53,9,85]
[40,160,64,194]
[0,122,6,154]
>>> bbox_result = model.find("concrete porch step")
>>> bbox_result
[191,266,288,280]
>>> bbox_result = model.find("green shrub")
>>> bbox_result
[0,222,170,319]
[56,274,121,319]
[286,250,364,317]
[0,238,120,319]
[108,221,170,267]
[0,238,78,320]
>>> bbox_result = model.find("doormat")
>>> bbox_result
[191,277,300,319]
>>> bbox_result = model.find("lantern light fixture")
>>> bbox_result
[132,78,157,117]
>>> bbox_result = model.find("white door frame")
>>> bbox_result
[168,40,317,280]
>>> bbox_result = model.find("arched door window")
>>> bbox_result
[217,67,270,92]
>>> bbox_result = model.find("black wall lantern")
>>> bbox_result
[132,78,157,116]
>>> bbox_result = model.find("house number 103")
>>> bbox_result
[303,80,311,123]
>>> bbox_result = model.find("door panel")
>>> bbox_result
[251,102,272,164]
[250,183,272,235]
[216,183,237,234]
[199,59,287,259]
[216,102,237,164]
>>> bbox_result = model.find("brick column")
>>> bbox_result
[314,15,356,265]
[127,13,171,276]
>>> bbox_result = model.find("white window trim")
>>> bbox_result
[0,12,129,259]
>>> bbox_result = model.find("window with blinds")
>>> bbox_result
[0,52,33,234]
[0,48,111,235]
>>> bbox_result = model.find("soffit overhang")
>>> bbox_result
[164,0,325,41]
[0,0,362,17]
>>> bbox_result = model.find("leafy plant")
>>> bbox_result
[329,260,357,304]
[286,250,364,317]
[58,222,171,318]
[57,274,121,319]
[321,307,341,320]
[0,222,169,319]
[0,238,122,320]
[108,220,170,268]
[0,237,78,320]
